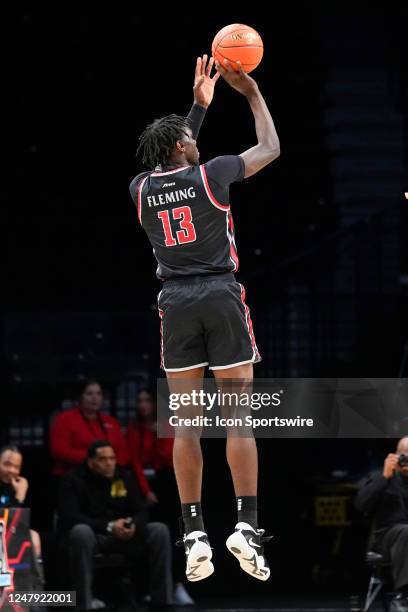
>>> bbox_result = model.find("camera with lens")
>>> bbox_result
[398,454,408,468]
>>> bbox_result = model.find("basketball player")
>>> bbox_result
[129,55,280,582]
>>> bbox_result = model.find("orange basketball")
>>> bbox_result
[211,24,263,73]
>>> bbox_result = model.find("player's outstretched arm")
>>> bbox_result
[215,60,280,178]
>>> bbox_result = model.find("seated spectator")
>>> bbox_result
[127,389,193,605]
[356,436,408,612]
[50,380,129,476]
[127,389,173,500]
[57,440,173,612]
[0,445,43,584]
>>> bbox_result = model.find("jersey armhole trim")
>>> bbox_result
[137,175,150,224]
[200,165,230,211]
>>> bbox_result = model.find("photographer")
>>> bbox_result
[356,437,408,610]
[58,440,173,612]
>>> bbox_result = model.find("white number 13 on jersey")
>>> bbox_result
[157,206,197,247]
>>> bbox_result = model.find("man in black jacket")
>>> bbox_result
[58,440,172,611]
[356,437,408,610]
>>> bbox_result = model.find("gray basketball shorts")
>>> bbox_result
[157,273,261,372]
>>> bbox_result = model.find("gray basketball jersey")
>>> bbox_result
[136,164,239,280]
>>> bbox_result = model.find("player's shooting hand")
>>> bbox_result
[215,59,258,98]
[11,476,29,503]
[193,54,220,109]
[383,453,399,479]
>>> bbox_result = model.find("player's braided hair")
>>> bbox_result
[136,114,191,169]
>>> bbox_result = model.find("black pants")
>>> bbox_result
[149,468,184,582]
[66,522,173,610]
[376,523,408,591]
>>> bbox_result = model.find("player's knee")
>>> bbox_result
[175,426,203,439]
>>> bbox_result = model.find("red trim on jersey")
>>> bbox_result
[151,166,191,177]
[228,211,239,272]
[239,284,259,359]
[200,165,230,211]
[158,307,165,369]
[230,242,239,271]
[137,175,149,224]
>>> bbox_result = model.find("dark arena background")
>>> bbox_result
[4,5,408,612]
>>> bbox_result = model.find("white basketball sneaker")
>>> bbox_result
[181,531,214,582]
[226,522,272,581]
